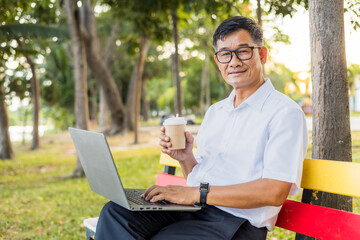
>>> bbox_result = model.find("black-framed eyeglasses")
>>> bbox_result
[214,46,262,64]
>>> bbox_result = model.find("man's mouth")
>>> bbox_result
[228,69,247,75]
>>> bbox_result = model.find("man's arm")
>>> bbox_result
[206,178,292,208]
[143,178,292,208]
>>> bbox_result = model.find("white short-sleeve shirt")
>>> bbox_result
[187,79,309,230]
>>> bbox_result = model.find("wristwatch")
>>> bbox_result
[199,182,210,207]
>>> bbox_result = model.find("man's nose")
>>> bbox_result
[229,52,244,67]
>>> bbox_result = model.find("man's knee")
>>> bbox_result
[99,201,130,222]
[100,201,116,216]
[96,202,136,239]
[101,201,117,212]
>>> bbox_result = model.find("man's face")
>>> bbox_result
[214,29,267,89]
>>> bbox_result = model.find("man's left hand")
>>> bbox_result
[141,185,199,205]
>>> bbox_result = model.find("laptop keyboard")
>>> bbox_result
[125,189,149,205]
[125,189,168,206]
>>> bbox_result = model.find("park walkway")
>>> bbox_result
[141,117,360,135]
[305,116,360,131]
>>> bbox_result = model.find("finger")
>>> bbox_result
[145,186,163,201]
[161,148,171,154]
[159,134,170,142]
[143,185,156,197]
[160,126,166,133]
[143,185,158,199]
[159,140,171,148]
[150,193,166,203]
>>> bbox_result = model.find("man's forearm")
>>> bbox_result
[205,178,292,208]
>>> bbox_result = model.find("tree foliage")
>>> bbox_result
[1,0,358,134]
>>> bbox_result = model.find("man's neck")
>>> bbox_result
[233,78,265,108]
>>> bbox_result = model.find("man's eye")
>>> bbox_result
[220,52,231,57]
[237,50,250,54]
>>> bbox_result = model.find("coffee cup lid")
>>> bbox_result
[163,114,186,125]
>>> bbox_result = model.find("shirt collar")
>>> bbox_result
[216,78,275,112]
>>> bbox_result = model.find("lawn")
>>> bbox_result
[1,130,359,239]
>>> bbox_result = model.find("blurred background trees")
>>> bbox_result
[1,0,67,156]
[1,0,359,166]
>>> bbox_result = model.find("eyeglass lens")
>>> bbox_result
[216,47,253,63]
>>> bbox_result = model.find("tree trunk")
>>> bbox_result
[125,65,137,131]
[296,1,352,239]
[0,84,13,160]
[99,87,110,130]
[142,77,150,121]
[88,76,98,123]
[171,10,183,116]
[125,36,151,134]
[16,39,40,150]
[200,56,210,115]
[27,56,40,150]
[134,36,151,144]
[22,107,28,145]
[103,20,119,67]
[81,0,125,135]
[28,58,40,150]
[98,20,118,131]
[65,0,89,177]
[257,0,262,27]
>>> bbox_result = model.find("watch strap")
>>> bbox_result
[199,182,209,207]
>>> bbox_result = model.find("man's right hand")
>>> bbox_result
[159,126,194,162]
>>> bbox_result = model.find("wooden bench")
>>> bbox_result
[84,154,360,239]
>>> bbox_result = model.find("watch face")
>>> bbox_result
[200,182,209,191]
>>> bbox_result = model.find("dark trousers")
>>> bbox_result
[95,201,267,240]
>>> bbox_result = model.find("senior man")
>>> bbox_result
[95,16,308,240]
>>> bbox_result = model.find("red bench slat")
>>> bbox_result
[155,173,187,186]
[276,200,360,239]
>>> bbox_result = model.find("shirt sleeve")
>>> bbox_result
[262,107,309,195]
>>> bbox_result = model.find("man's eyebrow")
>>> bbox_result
[218,43,250,51]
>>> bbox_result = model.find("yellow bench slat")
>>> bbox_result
[301,158,360,198]
[159,152,181,167]
[159,149,197,168]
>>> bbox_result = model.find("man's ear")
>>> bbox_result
[259,46,268,64]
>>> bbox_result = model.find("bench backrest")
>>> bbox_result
[301,158,360,197]
[276,159,360,239]
[157,154,360,239]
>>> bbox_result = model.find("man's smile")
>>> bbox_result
[228,69,248,75]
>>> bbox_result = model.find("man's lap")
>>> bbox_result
[95,201,267,240]
[95,201,180,239]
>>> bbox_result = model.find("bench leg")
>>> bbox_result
[164,166,176,175]
[86,227,96,240]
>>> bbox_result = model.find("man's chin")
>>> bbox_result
[226,79,250,88]
[231,83,250,89]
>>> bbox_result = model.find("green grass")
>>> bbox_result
[1,131,360,239]
[0,137,162,240]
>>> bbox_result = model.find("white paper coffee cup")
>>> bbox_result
[163,114,186,150]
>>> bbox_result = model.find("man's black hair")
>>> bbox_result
[212,16,263,51]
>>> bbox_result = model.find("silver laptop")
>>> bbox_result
[69,127,201,211]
